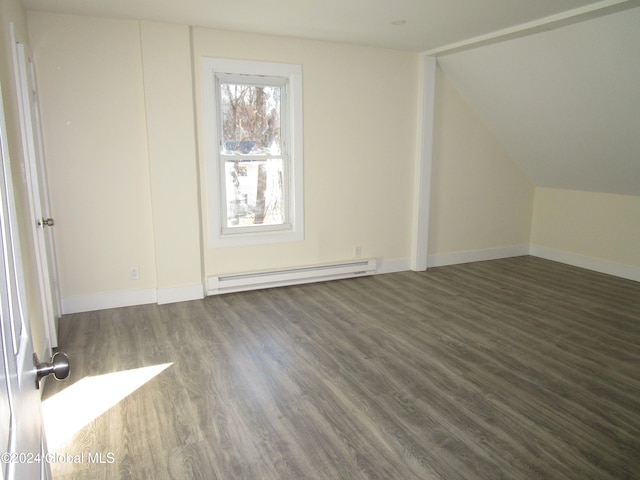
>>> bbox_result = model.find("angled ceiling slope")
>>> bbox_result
[438,7,640,195]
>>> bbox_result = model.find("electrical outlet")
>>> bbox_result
[129,265,140,280]
[354,245,362,258]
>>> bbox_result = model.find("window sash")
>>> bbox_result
[219,155,291,235]
[215,74,291,235]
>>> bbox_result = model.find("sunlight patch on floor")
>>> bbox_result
[42,363,173,451]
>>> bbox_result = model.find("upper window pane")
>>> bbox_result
[219,83,282,155]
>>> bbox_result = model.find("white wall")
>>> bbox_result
[428,67,534,266]
[28,13,156,303]
[27,12,421,310]
[139,21,203,304]
[192,28,420,277]
[531,187,640,281]
[429,8,640,278]
[28,13,203,311]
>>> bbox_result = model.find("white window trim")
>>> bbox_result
[203,58,304,248]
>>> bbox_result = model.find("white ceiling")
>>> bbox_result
[438,6,640,195]
[19,0,622,52]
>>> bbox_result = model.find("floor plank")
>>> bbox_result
[43,257,640,479]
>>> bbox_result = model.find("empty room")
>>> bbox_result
[0,0,638,478]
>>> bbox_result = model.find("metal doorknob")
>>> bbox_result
[37,217,54,228]
[33,351,70,389]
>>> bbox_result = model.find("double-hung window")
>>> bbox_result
[203,58,303,247]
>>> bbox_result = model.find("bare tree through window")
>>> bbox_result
[219,82,285,227]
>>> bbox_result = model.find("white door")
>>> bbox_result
[0,78,51,479]
[11,25,61,350]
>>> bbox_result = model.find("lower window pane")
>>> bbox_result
[225,159,285,228]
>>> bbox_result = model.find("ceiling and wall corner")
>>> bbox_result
[437,6,640,196]
[19,0,628,52]
[19,0,638,197]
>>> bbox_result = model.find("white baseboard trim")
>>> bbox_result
[376,257,411,274]
[61,247,638,314]
[61,284,206,314]
[529,245,640,283]
[427,245,529,268]
[62,288,158,315]
[157,284,205,305]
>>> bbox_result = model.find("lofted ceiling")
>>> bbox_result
[438,6,640,195]
[19,0,626,52]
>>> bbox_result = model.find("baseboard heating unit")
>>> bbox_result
[207,259,377,295]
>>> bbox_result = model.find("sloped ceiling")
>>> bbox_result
[438,7,640,195]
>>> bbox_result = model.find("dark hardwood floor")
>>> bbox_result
[43,256,640,479]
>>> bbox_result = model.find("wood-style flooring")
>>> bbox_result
[43,256,640,479]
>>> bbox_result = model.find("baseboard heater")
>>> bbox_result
[207,259,377,295]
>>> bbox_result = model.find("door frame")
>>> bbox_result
[10,23,61,350]
[0,74,51,480]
